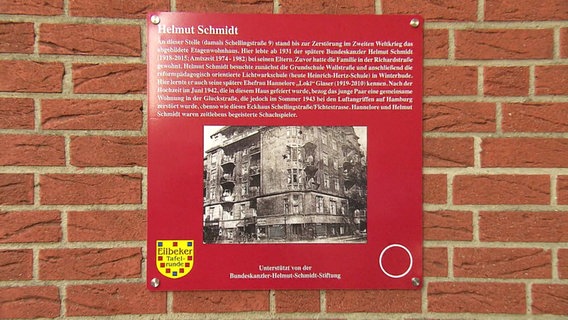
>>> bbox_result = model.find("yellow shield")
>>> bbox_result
[156,240,194,279]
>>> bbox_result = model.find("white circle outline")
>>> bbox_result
[379,244,413,279]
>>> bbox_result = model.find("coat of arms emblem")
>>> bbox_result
[156,240,194,279]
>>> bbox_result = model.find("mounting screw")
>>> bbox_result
[409,18,420,28]
[411,277,421,287]
[151,15,161,25]
[150,277,160,288]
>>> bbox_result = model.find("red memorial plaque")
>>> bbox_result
[147,13,423,290]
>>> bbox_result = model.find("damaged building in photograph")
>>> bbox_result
[203,126,367,244]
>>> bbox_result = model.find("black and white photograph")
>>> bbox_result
[203,126,368,244]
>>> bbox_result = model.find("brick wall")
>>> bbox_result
[1,0,567,318]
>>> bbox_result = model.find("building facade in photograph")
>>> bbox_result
[203,126,367,243]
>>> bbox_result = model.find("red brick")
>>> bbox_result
[71,136,146,167]
[40,24,140,56]
[424,66,477,96]
[0,249,32,280]
[424,247,447,277]
[39,248,141,280]
[558,249,568,279]
[326,290,421,313]
[66,283,166,316]
[275,290,320,313]
[0,210,61,243]
[173,291,269,312]
[67,210,145,242]
[456,29,553,60]
[558,176,568,205]
[73,63,145,94]
[561,28,568,58]
[484,66,529,96]
[453,175,550,205]
[424,137,474,167]
[70,0,169,18]
[423,102,496,133]
[479,211,568,242]
[454,248,551,279]
[532,284,568,315]
[40,174,142,205]
[0,60,63,93]
[279,0,374,14]
[424,210,473,241]
[0,0,63,15]
[178,0,273,13]
[428,282,525,313]
[536,65,568,95]
[0,22,34,53]
[0,174,33,205]
[0,98,34,129]
[41,99,142,130]
[0,286,60,319]
[424,29,448,59]
[502,103,568,133]
[482,138,568,168]
[485,0,568,21]
[424,174,446,204]
[382,0,477,21]
[0,134,65,166]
